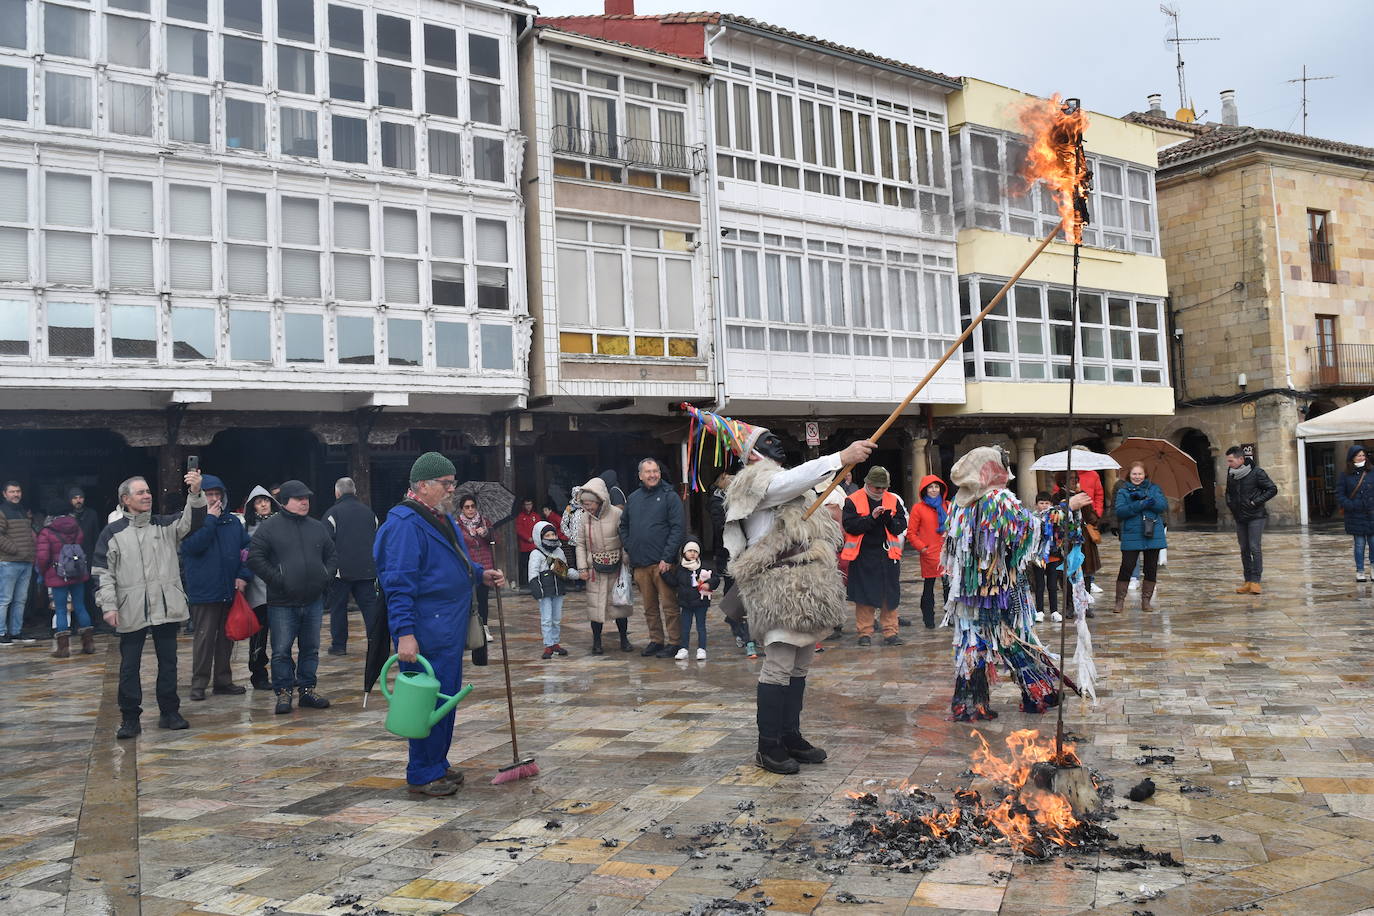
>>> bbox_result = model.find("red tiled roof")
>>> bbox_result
[537,11,959,87]
[1155,123,1374,168]
[535,23,708,65]
[1121,111,1209,135]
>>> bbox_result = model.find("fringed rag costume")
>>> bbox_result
[941,447,1059,720]
[1037,499,1098,704]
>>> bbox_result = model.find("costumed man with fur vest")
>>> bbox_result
[680,404,874,775]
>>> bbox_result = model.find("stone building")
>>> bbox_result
[0,0,535,518]
[1126,93,1374,526]
[936,79,1174,507]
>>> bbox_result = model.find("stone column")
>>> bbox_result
[909,436,931,502]
[1014,436,1038,505]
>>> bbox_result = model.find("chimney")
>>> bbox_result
[604,0,635,14]
[1220,89,1239,126]
[1147,93,1164,115]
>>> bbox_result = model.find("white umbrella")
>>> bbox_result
[1029,449,1120,472]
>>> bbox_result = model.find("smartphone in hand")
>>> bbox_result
[187,455,200,471]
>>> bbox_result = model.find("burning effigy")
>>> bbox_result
[822,729,1126,870]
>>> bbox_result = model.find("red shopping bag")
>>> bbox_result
[225,591,260,641]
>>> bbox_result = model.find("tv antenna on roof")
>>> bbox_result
[1286,65,1336,136]
[1161,4,1218,120]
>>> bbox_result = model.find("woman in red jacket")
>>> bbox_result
[906,475,950,629]
[35,502,94,657]
[514,499,541,587]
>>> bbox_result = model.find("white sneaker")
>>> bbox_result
[674,648,688,660]
[1034,611,1045,623]
[1090,582,1103,595]
[696,648,707,660]
[483,625,493,642]
[1128,579,1140,591]
[1358,572,1368,583]
[1050,611,1063,623]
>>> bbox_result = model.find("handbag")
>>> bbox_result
[1085,523,1101,544]
[467,609,487,666]
[224,591,260,641]
[1141,516,1156,540]
[610,565,634,607]
[591,551,622,573]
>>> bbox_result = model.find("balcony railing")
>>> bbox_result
[550,125,705,174]
[1309,343,1374,388]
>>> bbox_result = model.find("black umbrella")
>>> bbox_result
[456,480,515,527]
[362,587,392,702]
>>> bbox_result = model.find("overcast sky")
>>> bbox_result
[539,0,1374,147]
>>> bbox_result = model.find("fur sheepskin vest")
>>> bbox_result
[726,461,847,640]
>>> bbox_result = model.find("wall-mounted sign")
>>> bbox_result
[804,422,820,446]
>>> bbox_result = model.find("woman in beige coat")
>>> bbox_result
[573,475,633,654]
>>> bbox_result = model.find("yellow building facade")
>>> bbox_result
[934,79,1174,505]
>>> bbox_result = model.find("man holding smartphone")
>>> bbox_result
[93,469,206,739]
[841,467,908,647]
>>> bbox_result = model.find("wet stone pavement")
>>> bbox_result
[3,528,1374,915]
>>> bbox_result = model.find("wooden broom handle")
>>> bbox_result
[804,219,1066,519]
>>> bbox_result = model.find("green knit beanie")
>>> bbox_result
[409,451,457,484]
[864,466,891,488]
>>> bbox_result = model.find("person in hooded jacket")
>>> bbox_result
[35,499,93,657]
[906,475,950,629]
[661,540,720,660]
[66,486,107,634]
[1338,445,1374,582]
[572,473,633,654]
[529,520,581,659]
[179,474,251,699]
[247,480,337,715]
[241,485,278,690]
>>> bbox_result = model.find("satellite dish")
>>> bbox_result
[1175,107,1196,122]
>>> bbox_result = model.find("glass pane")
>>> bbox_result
[106,16,150,68]
[1108,296,1131,326]
[281,197,318,245]
[435,320,467,367]
[431,261,463,306]
[473,136,504,182]
[1110,328,1133,360]
[280,107,318,157]
[376,14,409,60]
[381,122,414,170]
[632,256,659,330]
[476,265,506,309]
[229,309,270,361]
[1078,292,1102,325]
[383,208,417,253]
[428,128,461,176]
[168,26,208,77]
[1098,162,1122,194]
[284,312,322,363]
[329,54,364,101]
[223,0,261,34]
[1136,300,1159,330]
[223,36,263,86]
[981,318,1010,353]
[227,245,267,293]
[425,72,457,117]
[468,34,499,79]
[1047,288,1072,322]
[1138,332,1160,362]
[334,202,369,248]
[171,306,214,359]
[277,45,314,94]
[108,81,152,136]
[46,173,92,227]
[45,73,91,129]
[384,258,418,302]
[480,323,511,369]
[328,5,363,51]
[377,63,410,108]
[333,253,371,300]
[470,80,500,125]
[475,219,506,262]
[1050,323,1073,357]
[0,0,21,49]
[167,90,209,142]
[168,187,212,235]
[424,25,456,69]
[387,317,421,365]
[665,259,692,331]
[431,213,463,260]
[111,304,156,358]
[332,115,367,163]
[45,5,88,59]
[1081,325,1104,359]
[108,236,153,286]
[1016,320,1043,355]
[0,299,29,353]
[0,66,26,121]
[280,249,319,296]
[594,251,623,326]
[168,0,207,23]
[337,315,373,363]
[47,302,94,357]
[278,0,312,42]
[225,98,264,150]
[168,239,211,289]
[45,231,91,283]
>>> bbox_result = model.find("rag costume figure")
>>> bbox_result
[528,520,580,659]
[941,447,1071,721]
[682,403,875,775]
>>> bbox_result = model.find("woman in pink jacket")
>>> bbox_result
[35,502,94,657]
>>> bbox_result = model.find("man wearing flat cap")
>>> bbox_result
[375,452,506,797]
[247,479,338,715]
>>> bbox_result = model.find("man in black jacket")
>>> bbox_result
[247,480,338,714]
[1224,446,1279,595]
[322,477,378,657]
[619,458,685,658]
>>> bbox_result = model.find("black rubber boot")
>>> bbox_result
[781,677,827,764]
[590,621,604,655]
[754,683,800,775]
[116,715,140,739]
[616,617,633,652]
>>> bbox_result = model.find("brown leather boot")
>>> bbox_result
[1113,580,1129,614]
[52,631,71,658]
[1141,580,1157,612]
[79,627,95,654]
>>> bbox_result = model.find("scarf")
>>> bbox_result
[924,494,948,533]
[1228,464,1252,481]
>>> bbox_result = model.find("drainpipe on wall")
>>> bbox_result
[1267,166,1295,391]
[704,23,729,410]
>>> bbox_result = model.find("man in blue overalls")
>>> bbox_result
[375,452,506,797]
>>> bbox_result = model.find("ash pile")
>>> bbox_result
[823,729,1122,870]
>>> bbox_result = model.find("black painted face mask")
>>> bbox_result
[755,433,787,463]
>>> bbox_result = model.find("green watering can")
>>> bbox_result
[378,654,474,739]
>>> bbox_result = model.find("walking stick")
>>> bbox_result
[805,218,1066,519]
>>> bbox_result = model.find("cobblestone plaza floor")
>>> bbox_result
[3,529,1374,915]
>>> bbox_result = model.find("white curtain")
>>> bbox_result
[108,179,152,231]
[427,129,461,176]
[658,109,685,169]
[383,208,417,254]
[227,191,267,241]
[227,245,267,294]
[281,197,319,245]
[167,90,208,143]
[333,203,370,249]
[45,73,91,129]
[430,213,462,260]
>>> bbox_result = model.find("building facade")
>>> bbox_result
[1127,96,1374,526]
[938,79,1174,506]
[0,0,533,513]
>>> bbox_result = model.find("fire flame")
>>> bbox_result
[969,729,1081,852]
[1014,94,1091,244]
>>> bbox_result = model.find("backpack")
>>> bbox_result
[56,541,88,581]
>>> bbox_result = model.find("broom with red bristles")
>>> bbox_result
[489,575,539,784]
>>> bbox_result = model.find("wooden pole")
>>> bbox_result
[805,218,1066,518]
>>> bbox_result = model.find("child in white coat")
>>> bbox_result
[528,521,580,659]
